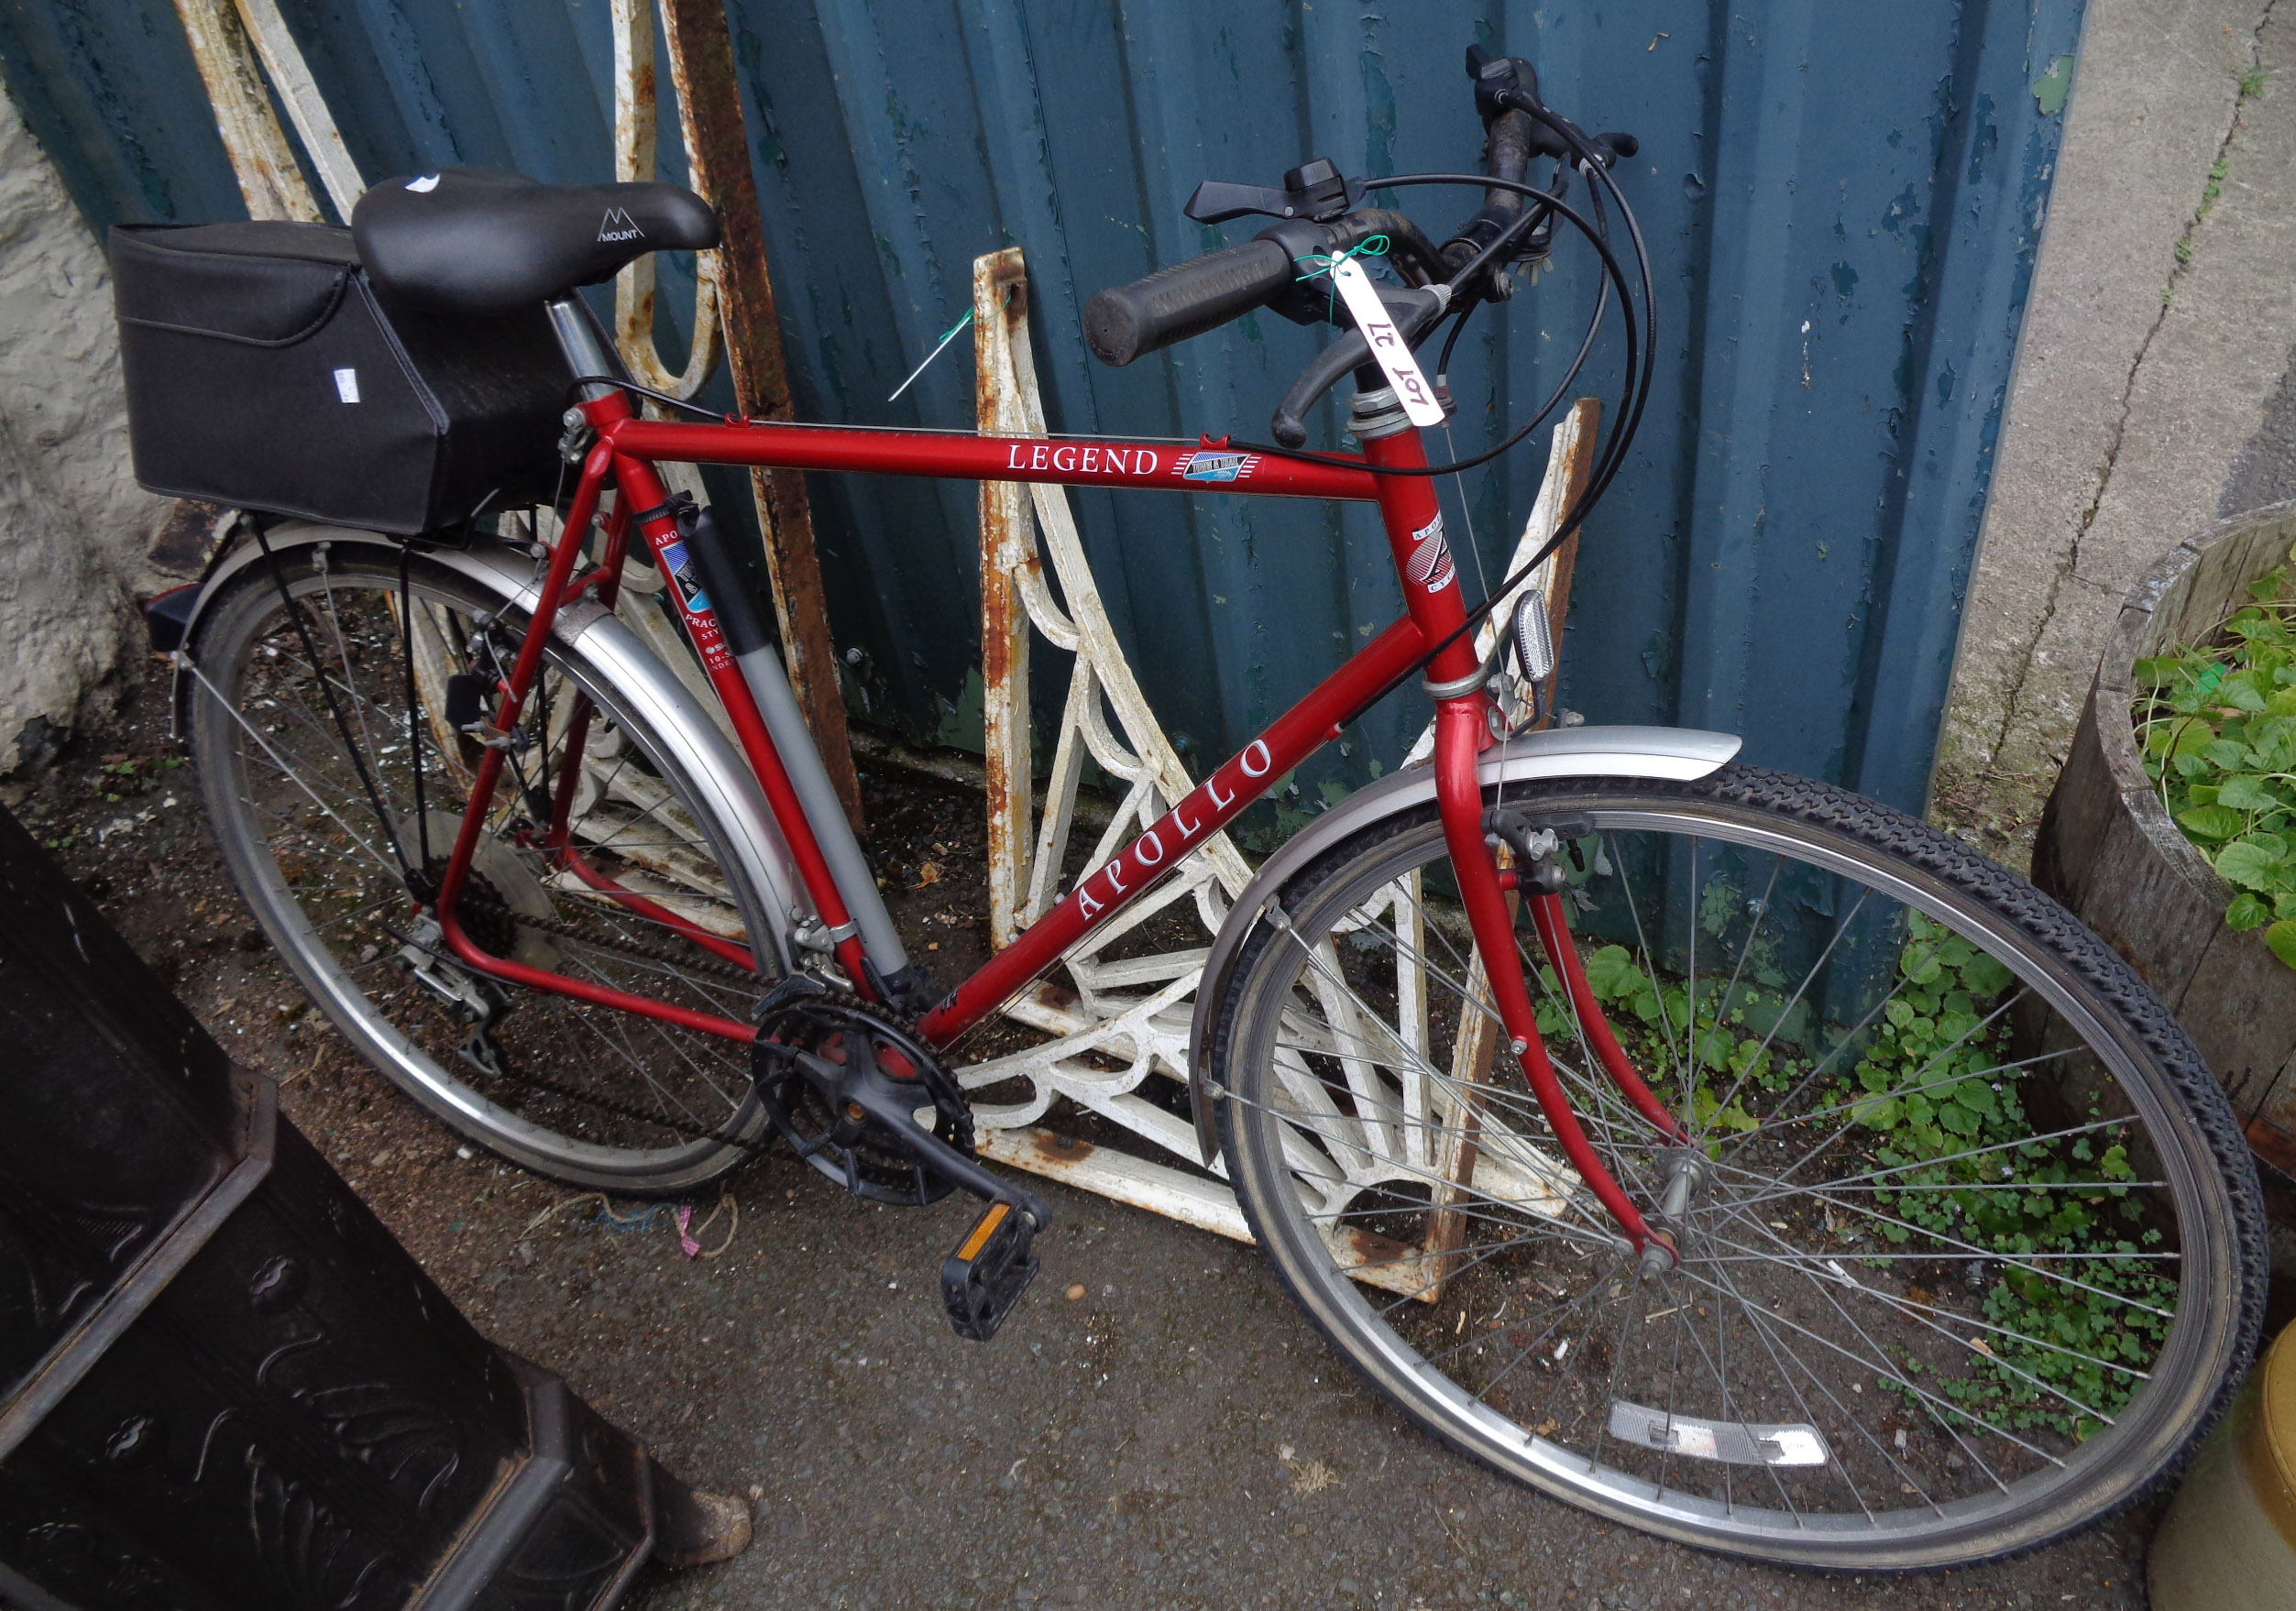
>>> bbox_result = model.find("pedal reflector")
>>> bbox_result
[941,1200,1039,1342]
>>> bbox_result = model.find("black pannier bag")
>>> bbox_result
[111,220,568,536]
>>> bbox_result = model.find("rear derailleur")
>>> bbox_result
[751,979,1049,1342]
[396,915,514,1078]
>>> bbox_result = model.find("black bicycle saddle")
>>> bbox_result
[351,166,720,317]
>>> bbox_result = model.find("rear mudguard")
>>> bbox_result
[1185,725,1742,1166]
[167,522,810,978]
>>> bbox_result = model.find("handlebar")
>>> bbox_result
[1082,207,1449,370]
[1077,41,1637,445]
[1441,47,1548,277]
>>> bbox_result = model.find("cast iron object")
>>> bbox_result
[0,800,262,1432]
[0,806,744,1607]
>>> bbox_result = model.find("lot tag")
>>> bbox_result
[1326,255,1445,426]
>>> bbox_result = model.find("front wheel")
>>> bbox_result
[1210,763,2265,1569]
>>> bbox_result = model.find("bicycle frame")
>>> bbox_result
[423,380,1672,1253]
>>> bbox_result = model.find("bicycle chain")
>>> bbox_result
[478,1029,778,1152]
[451,882,763,986]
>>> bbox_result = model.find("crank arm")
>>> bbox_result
[841,1079,1051,1230]
[840,1069,1050,1342]
[758,996,1051,1338]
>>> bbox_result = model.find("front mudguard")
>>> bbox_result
[1184,725,1742,1166]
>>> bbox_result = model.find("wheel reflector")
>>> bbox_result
[1607,1401,1829,1467]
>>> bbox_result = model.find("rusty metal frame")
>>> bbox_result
[168,0,325,223]
[610,0,721,400]
[170,0,862,829]
[967,245,1261,1240]
[656,0,862,830]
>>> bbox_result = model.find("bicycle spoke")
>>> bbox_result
[1212,779,2246,1562]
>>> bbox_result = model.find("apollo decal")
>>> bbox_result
[1071,740,1277,918]
[1405,514,1456,592]
[645,528,731,673]
[1003,443,1163,477]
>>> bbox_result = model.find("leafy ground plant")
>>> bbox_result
[1542,907,2161,1437]
[2135,557,2296,969]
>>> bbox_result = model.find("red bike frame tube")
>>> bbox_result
[427,438,758,1042]
[1434,702,1657,1251]
[612,449,877,992]
[1528,893,1686,1144]
[605,418,1380,502]
[542,696,593,846]
[555,844,758,973]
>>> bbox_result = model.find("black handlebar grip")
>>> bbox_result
[1082,238,1295,367]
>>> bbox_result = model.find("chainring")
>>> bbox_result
[752,996,973,1207]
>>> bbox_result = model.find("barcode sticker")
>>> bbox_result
[1326,256,1444,426]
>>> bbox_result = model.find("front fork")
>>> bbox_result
[1430,700,1675,1267]
[1359,413,1675,1267]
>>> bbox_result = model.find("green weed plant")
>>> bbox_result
[2134,558,2296,969]
[1537,901,2162,1439]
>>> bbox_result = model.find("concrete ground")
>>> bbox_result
[5,662,2163,1611]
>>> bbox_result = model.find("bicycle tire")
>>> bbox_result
[188,540,776,1194]
[1211,763,2265,1569]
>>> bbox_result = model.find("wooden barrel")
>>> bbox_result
[2034,500,2296,1176]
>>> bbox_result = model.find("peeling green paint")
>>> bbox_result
[933,665,986,751]
[2032,54,2072,117]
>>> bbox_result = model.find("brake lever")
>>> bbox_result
[1588,131,1641,168]
[1269,285,1448,448]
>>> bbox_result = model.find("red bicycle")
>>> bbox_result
[127,47,2261,1569]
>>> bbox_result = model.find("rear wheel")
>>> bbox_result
[1211,764,2264,1567]
[188,541,774,1194]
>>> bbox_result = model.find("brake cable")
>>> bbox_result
[1410,115,1664,667]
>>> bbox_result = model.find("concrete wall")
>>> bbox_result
[0,87,170,773]
[1936,0,2296,862]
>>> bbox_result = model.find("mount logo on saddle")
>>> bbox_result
[597,208,645,244]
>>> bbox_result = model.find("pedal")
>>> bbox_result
[939,1200,1040,1342]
